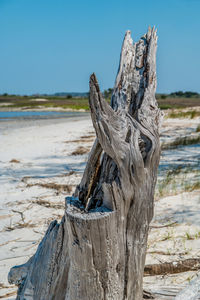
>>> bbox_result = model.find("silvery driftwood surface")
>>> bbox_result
[8,27,162,300]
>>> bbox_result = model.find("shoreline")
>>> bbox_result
[0,111,91,131]
[0,106,88,112]
[0,104,200,115]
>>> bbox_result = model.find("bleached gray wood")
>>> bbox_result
[8,27,161,300]
[8,218,69,300]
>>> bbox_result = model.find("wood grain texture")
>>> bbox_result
[8,27,161,300]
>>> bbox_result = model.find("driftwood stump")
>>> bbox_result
[8,27,161,300]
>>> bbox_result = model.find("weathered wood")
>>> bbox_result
[144,258,200,276]
[8,218,69,300]
[74,28,160,208]
[8,27,161,300]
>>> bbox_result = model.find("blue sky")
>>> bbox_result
[0,0,199,94]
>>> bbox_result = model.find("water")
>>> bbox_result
[0,111,88,121]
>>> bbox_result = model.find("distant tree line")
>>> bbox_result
[103,88,113,99]
[103,89,200,100]
[1,90,199,100]
[156,91,200,99]
[169,91,199,98]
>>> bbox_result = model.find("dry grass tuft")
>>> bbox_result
[167,110,200,119]
[0,214,12,220]
[162,134,200,149]
[65,170,75,176]
[21,171,75,183]
[0,283,15,289]
[5,222,35,231]
[27,182,73,193]
[32,199,64,209]
[0,291,17,299]
[80,135,95,139]
[9,159,20,163]
[196,124,200,132]
[71,146,90,156]
[65,135,95,144]
[188,181,200,191]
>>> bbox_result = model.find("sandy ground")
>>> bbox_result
[0,112,200,299]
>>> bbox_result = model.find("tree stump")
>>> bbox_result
[8,27,161,300]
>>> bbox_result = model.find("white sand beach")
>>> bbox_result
[0,111,200,299]
[0,113,94,298]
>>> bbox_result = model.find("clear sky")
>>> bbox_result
[0,0,199,94]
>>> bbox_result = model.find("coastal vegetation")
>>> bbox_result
[162,133,200,149]
[167,110,200,119]
[0,90,200,111]
[156,166,200,199]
